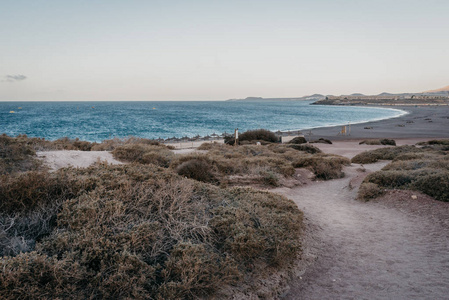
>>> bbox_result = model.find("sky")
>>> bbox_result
[1,0,449,101]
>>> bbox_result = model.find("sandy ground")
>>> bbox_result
[274,136,449,299]
[37,150,123,170]
[275,162,449,299]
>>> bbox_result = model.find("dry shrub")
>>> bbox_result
[92,136,161,151]
[112,144,174,167]
[309,138,332,144]
[363,150,449,202]
[176,159,219,184]
[171,145,297,186]
[197,142,215,150]
[365,170,414,188]
[357,183,385,201]
[417,139,449,146]
[288,136,307,144]
[288,144,322,154]
[209,187,303,267]
[261,171,280,186]
[0,170,93,214]
[0,164,303,298]
[239,129,278,143]
[351,145,423,164]
[380,139,396,146]
[0,134,41,174]
[293,154,350,180]
[359,139,396,146]
[225,129,278,145]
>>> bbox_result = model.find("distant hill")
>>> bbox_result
[424,85,449,93]
[227,94,325,102]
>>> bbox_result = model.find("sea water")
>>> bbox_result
[0,101,405,142]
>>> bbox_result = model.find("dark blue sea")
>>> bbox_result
[0,101,405,142]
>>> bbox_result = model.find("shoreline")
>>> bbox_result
[166,105,448,148]
[300,105,449,141]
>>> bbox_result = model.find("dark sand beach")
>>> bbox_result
[305,105,449,140]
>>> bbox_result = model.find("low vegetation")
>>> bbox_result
[0,134,163,152]
[351,145,423,164]
[0,135,307,298]
[359,139,396,146]
[288,136,307,144]
[0,134,42,174]
[357,141,449,202]
[293,154,350,180]
[309,138,332,144]
[225,129,279,145]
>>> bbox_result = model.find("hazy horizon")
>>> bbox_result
[2,0,448,101]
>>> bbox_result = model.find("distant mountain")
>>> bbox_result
[424,85,449,93]
[226,94,325,102]
[350,93,365,96]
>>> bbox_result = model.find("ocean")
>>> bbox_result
[0,101,405,142]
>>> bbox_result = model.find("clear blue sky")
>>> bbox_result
[1,0,448,100]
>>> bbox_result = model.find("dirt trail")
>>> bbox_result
[275,163,449,300]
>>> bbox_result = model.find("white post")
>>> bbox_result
[235,128,239,146]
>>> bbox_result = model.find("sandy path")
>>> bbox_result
[37,150,123,170]
[275,163,449,299]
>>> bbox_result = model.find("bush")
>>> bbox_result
[357,183,385,201]
[0,134,41,174]
[363,158,449,202]
[351,146,423,164]
[176,159,219,184]
[112,144,174,167]
[225,129,278,145]
[288,136,307,144]
[417,139,449,146]
[411,171,449,202]
[293,154,350,180]
[364,170,414,188]
[261,171,280,186]
[309,138,332,144]
[0,164,303,298]
[92,136,161,151]
[288,144,322,154]
[380,139,396,146]
[359,139,396,146]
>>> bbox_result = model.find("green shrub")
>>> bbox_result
[411,171,449,202]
